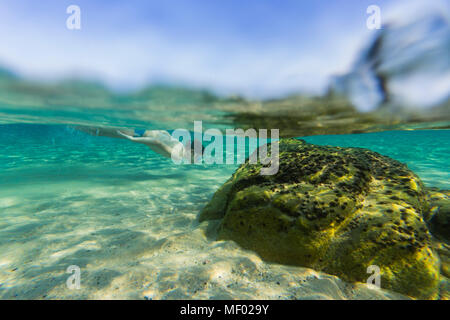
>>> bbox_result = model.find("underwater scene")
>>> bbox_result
[0,0,449,301]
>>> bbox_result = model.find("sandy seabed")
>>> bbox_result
[0,181,408,300]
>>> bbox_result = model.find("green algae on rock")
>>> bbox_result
[427,189,450,299]
[200,138,441,299]
[427,189,450,243]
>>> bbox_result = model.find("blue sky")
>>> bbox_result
[0,0,438,97]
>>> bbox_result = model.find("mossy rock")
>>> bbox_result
[200,138,441,299]
[427,189,450,242]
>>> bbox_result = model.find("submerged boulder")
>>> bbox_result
[427,189,450,295]
[428,189,450,243]
[200,138,441,299]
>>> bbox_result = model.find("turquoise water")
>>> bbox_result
[0,123,448,299]
[2,125,447,195]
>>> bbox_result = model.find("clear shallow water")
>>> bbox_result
[0,124,448,299]
[0,124,239,299]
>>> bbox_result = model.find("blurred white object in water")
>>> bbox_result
[330,1,450,112]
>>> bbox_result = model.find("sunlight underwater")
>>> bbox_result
[0,124,448,299]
